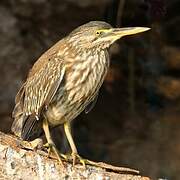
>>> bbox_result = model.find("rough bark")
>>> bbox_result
[0,131,151,180]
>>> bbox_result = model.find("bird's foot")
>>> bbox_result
[18,138,43,150]
[43,143,64,166]
[63,152,87,168]
[72,153,87,168]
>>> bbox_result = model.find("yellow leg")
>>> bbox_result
[64,122,85,167]
[43,118,63,166]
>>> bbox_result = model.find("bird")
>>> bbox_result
[11,21,150,166]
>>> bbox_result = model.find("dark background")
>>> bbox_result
[0,0,179,179]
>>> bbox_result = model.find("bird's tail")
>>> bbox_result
[11,98,25,138]
[11,114,43,141]
[11,85,43,141]
[11,103,43,141]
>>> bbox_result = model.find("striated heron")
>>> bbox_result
[11,21,150,166]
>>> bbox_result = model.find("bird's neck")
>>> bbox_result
[64,41,110,69]
[57,39,110,82]
[65,42,109,91]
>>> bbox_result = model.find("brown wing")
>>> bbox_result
[11,53,65,139]
[23,57,65,116]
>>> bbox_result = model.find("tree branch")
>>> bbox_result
[0,131,151,179]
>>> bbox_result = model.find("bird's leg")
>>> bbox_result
[43,118,63,166]
[64,122,86,167]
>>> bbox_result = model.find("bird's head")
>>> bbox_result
[67,21,150,50]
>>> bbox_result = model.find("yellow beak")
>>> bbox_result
[109,27,150,40]
[95,27,150,44]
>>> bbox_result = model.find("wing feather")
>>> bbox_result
[11,40,66,139]
[23,57,65,116]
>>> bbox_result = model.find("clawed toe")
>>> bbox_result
[60,152,86,167]
[71,153,87,168]
[44,143,64,166]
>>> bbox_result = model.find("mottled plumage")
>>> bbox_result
[11,21,150,165]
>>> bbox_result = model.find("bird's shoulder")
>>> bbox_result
[28,39,67,78]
